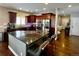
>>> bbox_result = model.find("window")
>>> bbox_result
[16,17,21,25]
[21,17,25,25]
[16,15,25,25]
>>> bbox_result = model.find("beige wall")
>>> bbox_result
[58,16,62,26]
[0,6,31,32]
[58,16,70,29]
[0,7,9,25]
[0,7,31,25]
[62,16,70,29]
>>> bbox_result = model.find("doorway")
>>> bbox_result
[58,15,70,36]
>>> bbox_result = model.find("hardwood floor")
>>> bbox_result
[0,42,14,56]
[1,30,79,56]
[41,30,79,56]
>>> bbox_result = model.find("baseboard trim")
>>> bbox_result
[8,45,18,56]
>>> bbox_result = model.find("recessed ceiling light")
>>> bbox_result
[19,8,22,10]
[68,5,72,7]
[43,8,46,10]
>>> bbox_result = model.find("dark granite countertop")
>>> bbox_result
[9,30,49,45]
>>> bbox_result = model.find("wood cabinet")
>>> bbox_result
[9,12,16,23]
[26,15,36,23]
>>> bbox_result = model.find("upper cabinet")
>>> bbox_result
[26,15,36,23]
[8,12,17,23]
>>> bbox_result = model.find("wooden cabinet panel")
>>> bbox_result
[9,12,16,23]
[27,15,36,23]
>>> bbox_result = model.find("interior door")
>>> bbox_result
[70,17,79,36]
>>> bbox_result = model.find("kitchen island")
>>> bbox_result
[8,30,49,56]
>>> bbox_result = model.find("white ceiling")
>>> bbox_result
[0,3,79,15]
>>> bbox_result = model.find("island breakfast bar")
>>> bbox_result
[8,30,49,56]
